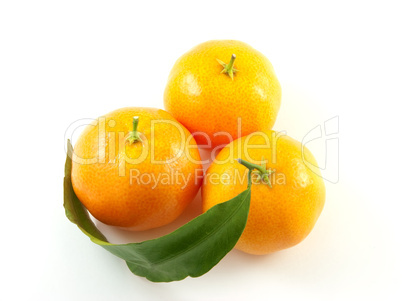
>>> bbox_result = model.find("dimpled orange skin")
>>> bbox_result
[202,131,325,255]
[71,107,203,231]
[164,40,282,149]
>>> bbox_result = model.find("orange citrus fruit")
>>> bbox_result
[202,131,325,255]
[164,40,281,150]
[71,107,203,231]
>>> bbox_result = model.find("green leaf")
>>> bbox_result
[63,140,252,282]
[63,141,109,244]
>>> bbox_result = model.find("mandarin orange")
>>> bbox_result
[202,131,325,255]
[71,107,203,231]
[164,40,281,149]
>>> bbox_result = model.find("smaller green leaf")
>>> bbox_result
[63,141,108,243]
[64,140,252,282]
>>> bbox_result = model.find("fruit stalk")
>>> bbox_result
[217,54,238,80]
[237,158,274,187]
[226,54,236,71]
[126,116,142,144]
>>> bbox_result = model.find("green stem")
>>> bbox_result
[226,54,236,71]
[126,116,142,144]
[237,158,275,188]
[237,158,265,174]
[217,54,239,80]
[132,116,139,133]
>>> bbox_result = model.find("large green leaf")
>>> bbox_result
[63,140,252,282]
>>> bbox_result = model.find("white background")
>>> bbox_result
[1,1,401,300]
